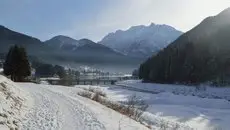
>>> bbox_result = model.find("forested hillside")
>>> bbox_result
[139,8,230,85]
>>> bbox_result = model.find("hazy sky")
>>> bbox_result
[0,0,230,41]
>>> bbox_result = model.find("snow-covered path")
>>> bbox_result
[21,85,105,130]
[17,83,148,130]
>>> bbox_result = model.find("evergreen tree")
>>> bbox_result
[3,45,31,81]
[3,47,14,77]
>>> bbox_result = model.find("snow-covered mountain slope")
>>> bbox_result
[99,23,183,58]
[17,82,149,130]
[0,75,31,130]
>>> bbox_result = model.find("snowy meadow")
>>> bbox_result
[75,80,230,130]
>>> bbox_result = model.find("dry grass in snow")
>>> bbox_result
[77,87,150,129]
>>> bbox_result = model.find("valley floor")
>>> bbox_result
[1,75,229,130]
[76,81,230,130]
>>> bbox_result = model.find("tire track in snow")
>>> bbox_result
[21,85,105,130]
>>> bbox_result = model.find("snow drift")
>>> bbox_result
[0,75,31,130]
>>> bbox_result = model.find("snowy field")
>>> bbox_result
[76,81,230,130]
[117,80,230,101]
[1,74,230,130]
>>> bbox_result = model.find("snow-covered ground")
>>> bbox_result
[0,75,31,130]
[117,80,230,101]
[17,82,149,130]
[2,74,230,130]
[76,81,230,130]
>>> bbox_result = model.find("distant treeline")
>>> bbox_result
[32,61,66,78]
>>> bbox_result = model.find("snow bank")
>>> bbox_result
[0,75,31,130]
[116,80,230,101]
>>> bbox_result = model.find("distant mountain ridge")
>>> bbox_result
[0,26,142,65]
[0,22,183,66]
[99,23,183,58]
[44,35,138,64]
[0,25,52,56]
[139,8,230,84]
[44,35,125,58]
[45,35,118,53]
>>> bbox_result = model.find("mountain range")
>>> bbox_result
[0,26,141,65]
[99,23,182,58]
[44,36,135,64]
[0,23,183,67]
[139,8,230,84]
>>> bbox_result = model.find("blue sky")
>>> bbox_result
[1,0,230,41]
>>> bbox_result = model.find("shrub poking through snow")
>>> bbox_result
[92,92,101,102]
[77,89,149,128]
[125,94,149,121]
[77,91,92,99]
[87,87,107,97]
